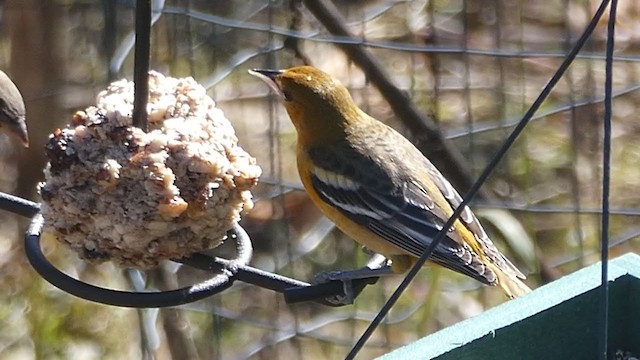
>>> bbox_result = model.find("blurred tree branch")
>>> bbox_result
[150,267,201,360]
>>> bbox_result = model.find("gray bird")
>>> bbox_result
[0,70,28,147]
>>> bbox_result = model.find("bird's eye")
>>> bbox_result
[282,89,292,101]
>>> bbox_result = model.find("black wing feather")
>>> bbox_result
[307,143,496,285]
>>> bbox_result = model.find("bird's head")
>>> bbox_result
[0,71,28,147]
[249,66,361,140]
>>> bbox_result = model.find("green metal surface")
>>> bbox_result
[379,253,640,360]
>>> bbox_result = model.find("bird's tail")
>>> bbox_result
[488,263,532,299]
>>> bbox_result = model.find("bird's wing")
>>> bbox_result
[307,144,498,285]
[417,159,526,279]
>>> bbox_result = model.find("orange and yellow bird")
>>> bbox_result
[250,66,530,298]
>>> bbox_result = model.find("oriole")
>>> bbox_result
[250,66,530,298]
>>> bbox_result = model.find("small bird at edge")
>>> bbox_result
[250,66,531,298]
[0,70,28,147]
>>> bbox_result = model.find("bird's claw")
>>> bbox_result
[315,271,355,305]
[324,292,353,306]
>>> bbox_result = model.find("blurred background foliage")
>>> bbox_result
[0,0,638,359]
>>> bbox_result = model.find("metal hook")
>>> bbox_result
[7,192,379,308]
[24,213,244,308]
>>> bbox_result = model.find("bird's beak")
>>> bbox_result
[249,69,285,99]
[8,116,29,148]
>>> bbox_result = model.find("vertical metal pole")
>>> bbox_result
[133,0,151,131]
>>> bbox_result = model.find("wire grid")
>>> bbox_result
[0,0,637,359]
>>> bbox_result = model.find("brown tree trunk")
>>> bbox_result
[6,0,64,200]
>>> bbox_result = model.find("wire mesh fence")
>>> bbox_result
[0,0,636,359]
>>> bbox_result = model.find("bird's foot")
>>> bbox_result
[326,280,355,306]
[314,258,395,305]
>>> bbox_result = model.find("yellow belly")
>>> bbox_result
[296,148,406,258]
